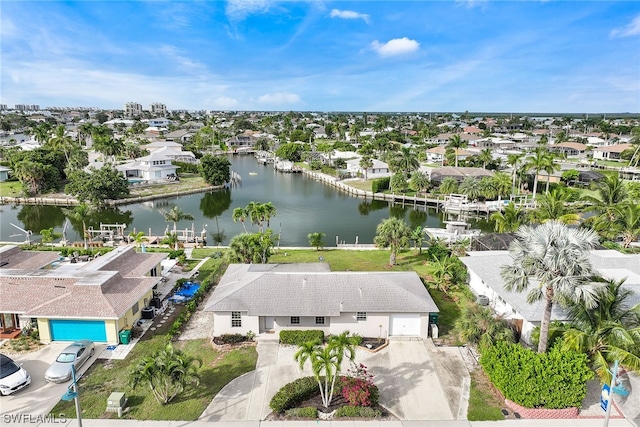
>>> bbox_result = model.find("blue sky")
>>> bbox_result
[2,1,639,113]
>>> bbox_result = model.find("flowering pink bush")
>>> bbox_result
[340,363,378,407]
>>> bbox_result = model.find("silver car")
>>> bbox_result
[44,340,95,383]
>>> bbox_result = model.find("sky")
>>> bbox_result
[1,1,639,113]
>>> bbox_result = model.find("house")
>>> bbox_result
[205,263,440,339]
[345,158,390,178]
[460,250,640,345]
[0,245,166,344]
[164,129,193,143]
[592,143,633,161]
[430,167,494,185]
[426,146,472,165]
[116,150,180,182]
[227,134,258,149]
[0,166,10,182]
[549,142,587,158]
[143,143,197,164]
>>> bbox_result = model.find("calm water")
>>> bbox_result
[0,155,493,246]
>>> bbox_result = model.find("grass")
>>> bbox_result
[467,369,506,421]
[269,248,424,272]
[128,174,212,198]
[50,336,258,420]
[0,180,24,197]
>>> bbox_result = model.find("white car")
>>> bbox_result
[0,354,31,396]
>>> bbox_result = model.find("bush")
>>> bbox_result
[279,330,324,345]
[284,407,317,418]
[335,406,381,418]
[480,341,593,409]
[270,376,321,413]
[371,177,390,193]
[341,363,378,406]
[168,249,185,259]
[219,333,246,344]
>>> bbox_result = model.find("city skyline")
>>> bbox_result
[2,1,639,113]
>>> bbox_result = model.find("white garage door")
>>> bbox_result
[390,314,421,336]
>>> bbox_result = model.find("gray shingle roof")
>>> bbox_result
[461,250,640,321]
[205,264,439,316]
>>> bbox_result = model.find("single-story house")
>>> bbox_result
[592,143,633,161]
[205,263,440,339]
[0,245,167,344]
[549,142,587,158]
[426,146,473,165]
[345,157,390,178]
[430,167,494,185]
[460,250,640,345]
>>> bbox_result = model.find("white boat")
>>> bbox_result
[248,172,258,176]
[424,221,481,243]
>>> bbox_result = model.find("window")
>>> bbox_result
[356,312,367,321]
[315,316,325,325]
[231,311,242,328]
[290,316,300,325]
[132,301,139,315]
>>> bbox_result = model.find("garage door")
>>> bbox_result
[390,314,421,336]
[49,319,107,342]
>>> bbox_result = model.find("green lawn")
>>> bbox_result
[50,336,257,420]
[0,180,24,197]
[467,370,505,421]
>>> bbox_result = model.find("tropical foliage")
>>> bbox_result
[373,217,412,266]
[454,304,516,350]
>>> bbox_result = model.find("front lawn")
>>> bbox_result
[0,180,24,197]
[50,336,257,420]
[467,369,505,421]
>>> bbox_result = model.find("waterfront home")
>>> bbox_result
[345,157,390,178]
[0,245,166,344]
[115,150,179,182]
[429,166,494,185]
[206,263,440,339]
[592,143,633,161]
[461,250,640,345]
[426,146,472,165]
[164,129,193,143]
[549,142,588,158]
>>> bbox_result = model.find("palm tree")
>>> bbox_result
[454,304,516,349]
[425,255,462,296]
[129,343,202,404]
[13,160,46,196]
[490,202,524,232]
[410,226,425,253]
[447,134,467,167]
[47,125,76,163]
[610,202,640,248]
[478,148,494,169]
[542,152,560,194]
[582,174,628,223]
[438,177,459,195]
[129,231,149,251]
[39,227,62,246]
[160,206,194,247]
[308,232,326,250]
[560,278,640,383]
[409,170,430,194]
[391,146,419,175]
[373,217,412,266]
[64,203,93,250]
[359,156,374,180]
[524,147,549,197]
[506,153,524,195]
[232,207,248,232]
[500,221,601,353]
[489,172,512,200]
[161,231,180,249]
[459,176,482,201]
[531,188,581,225]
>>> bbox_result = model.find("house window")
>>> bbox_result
[290,316,300,325]
[132,302,139,315]
[231,312,242,328]
[315,316,325,325]
[356,312,367,321]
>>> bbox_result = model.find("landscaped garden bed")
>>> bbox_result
[358,337,388,352]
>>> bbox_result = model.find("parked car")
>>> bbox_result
[44,340,95,383]
[0,353,31,395]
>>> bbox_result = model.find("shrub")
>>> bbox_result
[335,406,381,418]
[219,333,246,344]
[270,376,321,413]
[480,341,593,409]
[279,330,324,345]
[341,363,378,407]
[168,249,185,259]
[284,407,317,418]
[371,176,390,193]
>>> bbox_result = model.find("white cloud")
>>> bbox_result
[610,15,640,38]
[330,9,370,24]
[226,0,272,21]
[257,92,301,105]
[455,0,488,9]
[158,45,207,73]
[370,37,419,57]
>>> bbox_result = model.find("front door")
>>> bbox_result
[264,317,275,331]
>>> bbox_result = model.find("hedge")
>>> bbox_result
[371,176,390,193]
[335,406,382,418]
[480,341,593,409]
[284,407,318,418]
[270,376,321,413]
[279,330,324,345]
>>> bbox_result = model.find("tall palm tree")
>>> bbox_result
[459,176,482,201]
[506,153,524,195]
[610,202,640,248]
[391,146,419,175]
[531,188,581,225]
[64,203,93,250]
[490,202,524,232]
[447,134,467,167]
[542,152,560,194]
[232,207,248,232]
[582,174,628,222]
[500,221,601,353]
[409,170,430,194]
[373,217,412,266]
[438,177,459,195]
[47,125,76,163]
[160,206,194,249]
[524,147,548,197]
[359,156,374,180]
[478,148,494,169]
[560,278,640,383]
[13,160,46,196]
[129,343,202,404]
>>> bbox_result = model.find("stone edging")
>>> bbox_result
[505,399,579,419]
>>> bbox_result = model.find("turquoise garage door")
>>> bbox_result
[49,319,107,342]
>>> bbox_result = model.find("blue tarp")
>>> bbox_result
[175,282,200,298]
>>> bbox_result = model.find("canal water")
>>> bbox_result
[0,155,493,247]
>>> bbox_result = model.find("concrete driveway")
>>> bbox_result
[0,342,103,416]
[200,337,464,421]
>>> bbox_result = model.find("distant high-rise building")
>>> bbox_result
[14,104,40,111]
[124,102,143,118]
[150,102,167,116]
[0,105,7,110]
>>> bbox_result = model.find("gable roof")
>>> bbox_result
[0,246,60,269]
[206,264,439,316]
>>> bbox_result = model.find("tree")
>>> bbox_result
[390,146,419,175]
[455,304,516,349]
[92,135,124,163]
[582,173,628,223]
[542,152,560,194]
[199,154,231,186]
[308,232,326,250]
[359,156,374,180]
[478,148,494,169]
[490,202,524,233]
[13,160,47,195]
[373,217,411,266]
[447,134,467,167]
[294,332,358,408]
[459,176,482,201]
[39,227,62,246]
[409,171,430,194]
[524,147,549,197]
[425,254,464,296]
[410,226,424,252]
[161,231,180,249]
[160,206,194,248]
[129,343,202,405]
[129,231,149,251]
[501,221,601,353]
[232,207,248,232]
[229,230,276,264]
[65,166,129,206]
[530,188,581,225]
[506,153,524,195]
[276,142,303,162]
[610,202,640,248]
[438,177,458,195]
[64,203,93,250]
[47,125,76,163]
[560,278,640,383]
